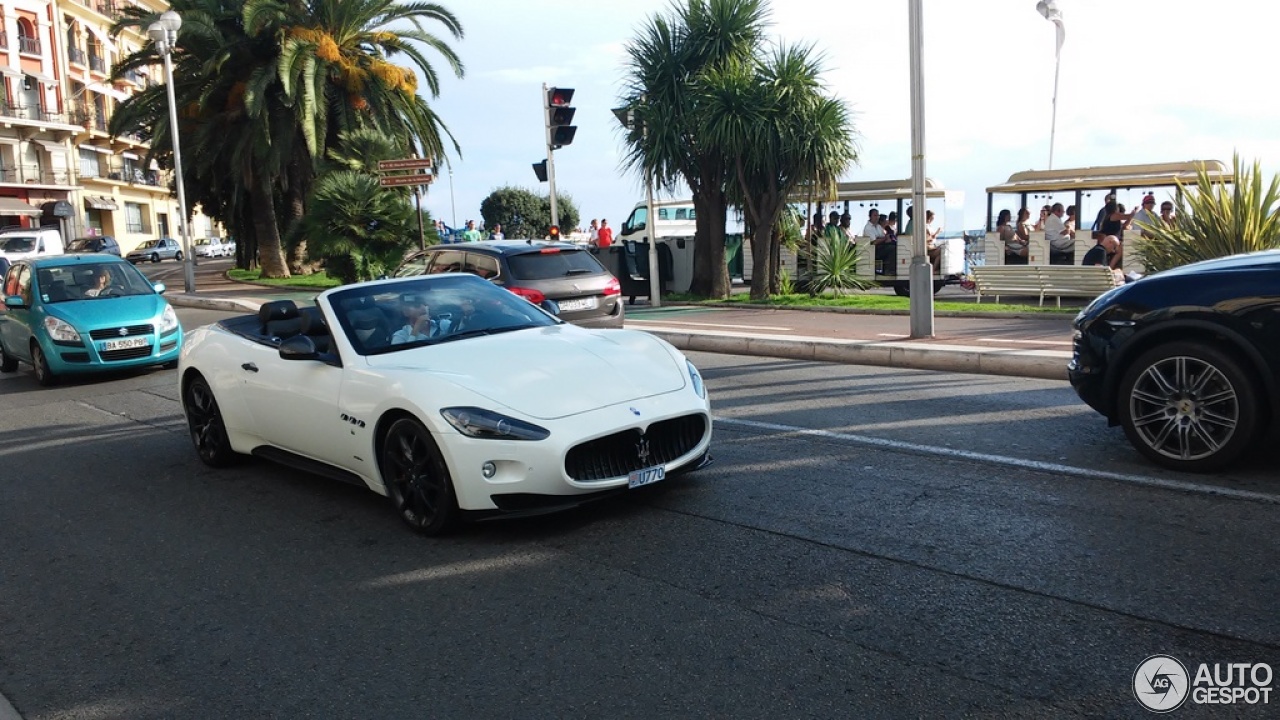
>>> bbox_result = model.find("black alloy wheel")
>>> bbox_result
[183,375,237,467]
[30,342,56,386]
[0,340,16,372]
[380,418,458,536]
[1117,342,1260,472]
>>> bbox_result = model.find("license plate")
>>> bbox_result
[102,336,149,352]
[558,297,597,312]
[627,465,665,489]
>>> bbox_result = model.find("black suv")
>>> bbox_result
[67,236,121,256]
[395,240,624,328]
[1069,250,1280,472]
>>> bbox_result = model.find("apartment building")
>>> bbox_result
[0,0,221,254]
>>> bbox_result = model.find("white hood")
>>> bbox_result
[366,325,687,419]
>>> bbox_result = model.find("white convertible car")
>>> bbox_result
[179,273,713,535]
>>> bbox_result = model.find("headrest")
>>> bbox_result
[347,308,382,330]
[258,299,299,325]
[299,306,328,335]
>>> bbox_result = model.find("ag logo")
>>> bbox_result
[1134,655,1190,713]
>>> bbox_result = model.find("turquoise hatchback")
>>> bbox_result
[0,255,182,385]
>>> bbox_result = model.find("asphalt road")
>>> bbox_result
[0,306,1277,719]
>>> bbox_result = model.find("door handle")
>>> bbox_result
[241,362,258,373]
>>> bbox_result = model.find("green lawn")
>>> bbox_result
[226,268,343,289]
[666,292,1080,314]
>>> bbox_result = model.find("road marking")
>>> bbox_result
[977,337,1073,346]
[715,416,1280,505]
[628,319,792,331]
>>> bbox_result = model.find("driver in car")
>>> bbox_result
[83,267,113,297]
[391,293,451,344]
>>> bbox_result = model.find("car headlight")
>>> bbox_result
[160,305,179,334]
[43,316,81,343]
[687,359,705,398]
[440,407,550,441]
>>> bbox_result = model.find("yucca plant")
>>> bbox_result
[803,235,877,296]
[1136,154,1280,273]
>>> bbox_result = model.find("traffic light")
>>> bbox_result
[532,159,548,183]
[546,87,577,149]
[548,225,561,241]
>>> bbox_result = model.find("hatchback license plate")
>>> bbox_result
[558,297,597,312]
[102,337,149,352]
[627,465,665,489]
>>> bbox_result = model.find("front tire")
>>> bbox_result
[150,253,160,263]
[1117,342,1260,472]
[183,374,237,467]
[379,418,458,536]
[31,342,56,386]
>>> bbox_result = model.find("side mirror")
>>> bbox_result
[278,334,319,361]
[4,295,25,309]
[153,282,167,294]
[540,299,560,315]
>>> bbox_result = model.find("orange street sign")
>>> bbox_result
[379,174,432,187]
[377,158,434,172]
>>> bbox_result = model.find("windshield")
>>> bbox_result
[507,249,604,280]
[37,262,157,303]
[0,236,36,253]
[329,274,559,356]
[68,238,99,252]
[136,239,159,250]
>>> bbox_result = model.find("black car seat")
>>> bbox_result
[258,299,302,341]
[44,280,69,302]
[346,306,391,351]
[298,305,331,353]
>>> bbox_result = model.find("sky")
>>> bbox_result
[411,0,1280,234]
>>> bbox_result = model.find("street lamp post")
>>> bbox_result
[148,11,195,293]
[1036,0,1066,170]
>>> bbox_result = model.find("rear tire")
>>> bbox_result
[0,341,16,372]
[31,342,56,386]
[1117,341,1260,472]
[175,251,183,262]
[379,418,459,536]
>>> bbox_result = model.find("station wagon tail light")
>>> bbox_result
[44,316,80,343]
[441,407,550,441]
[603,277,620,296]
[507,286,546,304]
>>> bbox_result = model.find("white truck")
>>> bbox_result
[0,226,64,263]
[616,199,699,294]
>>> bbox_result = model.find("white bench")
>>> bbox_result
[972,265,1120,307]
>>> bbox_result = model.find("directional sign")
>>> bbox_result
[379,173,432,188]
[378,158,434,172]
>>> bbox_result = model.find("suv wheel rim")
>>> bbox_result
[1130,355,1238,462]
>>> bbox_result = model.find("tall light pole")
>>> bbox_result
[907,0,932,338]
[148,11,195,293]
[1036,0,1065,170]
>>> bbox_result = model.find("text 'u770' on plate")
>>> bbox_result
[627,465,665,489]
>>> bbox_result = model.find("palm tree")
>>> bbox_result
[621,0,768,298]
[699,43,857,300]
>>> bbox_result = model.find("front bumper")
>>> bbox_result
[1067,330,1113,419]
[45,329,182,374]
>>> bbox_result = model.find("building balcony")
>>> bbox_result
[18,37,41,55]
[2,165,73,186]
[89,54,107,74]
[123,69,142,85]
[0,102,69,125]
[69,47,87,66]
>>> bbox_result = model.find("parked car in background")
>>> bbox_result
[0,255,182,385]
[0,227,64,262]
[178,273,711,535]
[66,236,121,256]
[1069,249,1280,472]
[126,237,183,264]
[194,238,230,258]
[394,240,624,328]
[222,238,236,258]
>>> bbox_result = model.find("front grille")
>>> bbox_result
[89,324,153,340]
[101,345,153,361]
[61,352,90,363]
[565,414,707,482]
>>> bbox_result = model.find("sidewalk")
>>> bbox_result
[163,269,1075,381]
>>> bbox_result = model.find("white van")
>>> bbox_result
[0,226,64,262]
[617,199,699,294]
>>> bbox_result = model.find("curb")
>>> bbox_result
[0,690,22,720]
[661,301,1080,321]
[166,294,1070,381]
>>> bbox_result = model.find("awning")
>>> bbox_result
[24,71,56,87]
[84,195,118,211]
[85,24,117,55]
[0,197,44,216]
[121,151,139,160]
[0,66,20,78]
[88,82,128,102]
[78,144,112,155]
[33,139,66,153]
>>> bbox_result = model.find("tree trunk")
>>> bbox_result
[284,150,312,274]
[749,220,772,301]
[251,179,290,278]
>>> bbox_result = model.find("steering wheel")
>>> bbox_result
[433,304,465,334]
[102,286,126,297]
